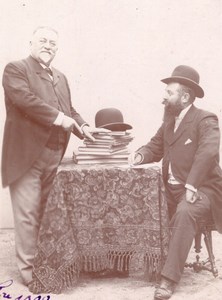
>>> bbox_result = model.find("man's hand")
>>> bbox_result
[186,189,200,204]
[82,125,110,142]
[61,116,76,131]
[128,152,143,165]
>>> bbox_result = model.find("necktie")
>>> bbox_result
[174,116,181,132]
[45,67,53,77]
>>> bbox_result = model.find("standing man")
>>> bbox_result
[1,26,102,285]
[129,65,222,300]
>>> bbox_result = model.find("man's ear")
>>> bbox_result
[181,92,190,104]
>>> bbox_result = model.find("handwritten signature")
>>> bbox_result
[0,280,51,300]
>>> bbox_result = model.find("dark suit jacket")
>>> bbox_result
[2,56,86,187]
[137,105,222,233]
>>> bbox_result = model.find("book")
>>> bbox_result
[74,130,133,165]
[77,147,128,155]
[75,152,129,159]
[84,140,131,146]
[76,158,129,165]
[93,131,131,137]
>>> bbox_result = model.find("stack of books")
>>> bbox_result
[74,131,133,165]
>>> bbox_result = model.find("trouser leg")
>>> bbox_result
[161,184,211,283]
[9,147,63,284]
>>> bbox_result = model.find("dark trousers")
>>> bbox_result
[161,183,211,283]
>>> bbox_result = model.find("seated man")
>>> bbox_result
[129,65,222,300]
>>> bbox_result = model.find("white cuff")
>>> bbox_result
[134,153,144,164]
[185,183,197,193]
[53,112,64,126]
[81,123,89,133]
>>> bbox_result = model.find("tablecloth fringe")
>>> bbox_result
[81,250,163,273]
[29,251,163,294]
[29,260,80,294]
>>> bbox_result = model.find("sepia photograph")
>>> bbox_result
[0,1,222,299]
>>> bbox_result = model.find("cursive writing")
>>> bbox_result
[0,279,13,291]
[0,280,51,300]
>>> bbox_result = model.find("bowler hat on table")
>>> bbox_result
[95,108,132,131]
[161,65,204,98]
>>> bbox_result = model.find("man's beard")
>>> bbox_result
[163,101,183,122]
[39,52,54,66]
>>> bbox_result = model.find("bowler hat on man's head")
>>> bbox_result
[161,65,204,98]
[95,108,132,131]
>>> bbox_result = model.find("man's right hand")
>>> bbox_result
[61,116,76,131]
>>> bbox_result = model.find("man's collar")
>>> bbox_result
[39,62,52,70]
[30,55,52,69]
[177,104,192,120]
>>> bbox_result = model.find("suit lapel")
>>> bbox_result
[170,105,197,145]
[38,69,52,82]
[52,69,60,85]
[26,56,60,84]
[38,68,60,85]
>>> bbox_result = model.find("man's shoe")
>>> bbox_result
[154,277,176,300]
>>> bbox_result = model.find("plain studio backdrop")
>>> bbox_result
[0,0,222,228]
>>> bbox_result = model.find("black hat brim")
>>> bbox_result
[161,76,204,98]
[98,122,132,131]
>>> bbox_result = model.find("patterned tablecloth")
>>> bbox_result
[29,162,169,294]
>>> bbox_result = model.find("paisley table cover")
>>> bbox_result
[29,162,169,294]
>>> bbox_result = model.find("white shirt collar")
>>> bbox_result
[30,55,52,70]
[176,104,192,120]
[39,62,52,70]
